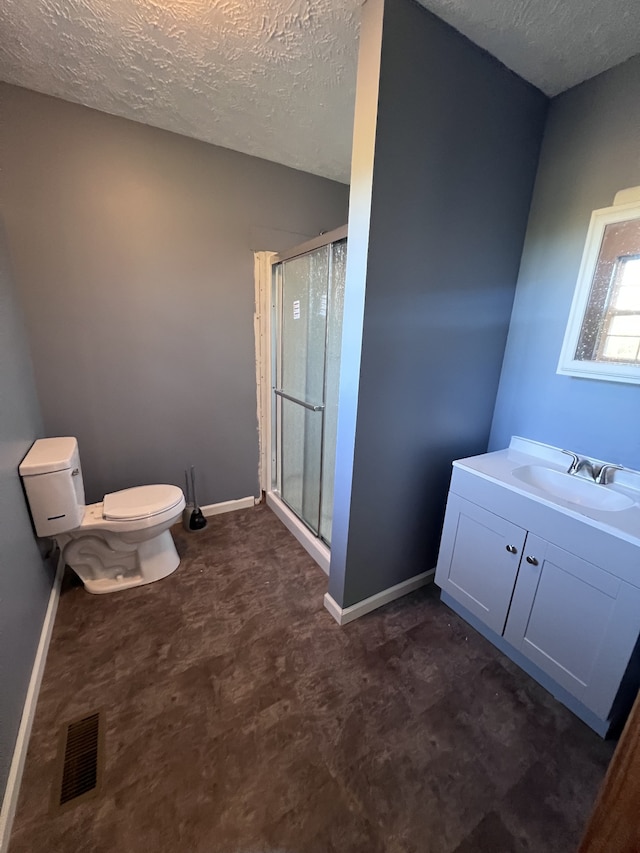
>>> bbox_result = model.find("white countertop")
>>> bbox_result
[452,437,640,548]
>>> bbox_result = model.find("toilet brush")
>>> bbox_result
[188,465,207,531]
[182,469,194,531]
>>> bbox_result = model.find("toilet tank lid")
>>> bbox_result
[103,485,183,521]
[19,437,78,476]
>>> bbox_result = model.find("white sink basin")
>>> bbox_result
[512,465,635,512]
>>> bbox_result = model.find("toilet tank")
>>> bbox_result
[19,437,86,537]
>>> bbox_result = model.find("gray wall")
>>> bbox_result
[0,83,349,505]
[490,55,640,467]
[0,221,52,800]
[330,0,548,608]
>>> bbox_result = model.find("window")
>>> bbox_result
[558,200,640,384]
[596,255,640,362]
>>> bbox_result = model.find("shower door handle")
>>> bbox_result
[273,389,325,412]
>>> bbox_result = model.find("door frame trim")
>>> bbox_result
[254,251,276,494]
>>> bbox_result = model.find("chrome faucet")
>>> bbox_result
[574,458,598,480]
[561,450,581,474]
[595,464,624,485]
[561,450,625,484]
[562,450,599,480]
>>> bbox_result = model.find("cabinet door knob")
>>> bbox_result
[526,555,539,565]
[506,544,518,554]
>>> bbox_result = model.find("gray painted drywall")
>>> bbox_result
[0,83,349,505]
[329,0,385,613]
[490,55,640,467]
[0,221,52,800]
[330,0,548,608]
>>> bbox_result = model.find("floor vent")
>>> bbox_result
[52,710,104,812]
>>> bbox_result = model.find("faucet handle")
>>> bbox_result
[595,464,624,485]
[561,449,580,474]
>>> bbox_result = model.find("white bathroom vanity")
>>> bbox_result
[435,437,640,736]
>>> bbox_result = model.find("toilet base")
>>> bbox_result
[65,530,181,595]
[84,573,154,594]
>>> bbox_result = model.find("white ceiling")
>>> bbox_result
[0,0,638,184]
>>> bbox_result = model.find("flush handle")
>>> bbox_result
[526,555,539,565]
[71,468,79,476]
[505,544,518,554]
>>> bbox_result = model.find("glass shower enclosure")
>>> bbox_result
[271,228,347,547]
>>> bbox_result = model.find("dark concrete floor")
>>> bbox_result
[10,505,613,852]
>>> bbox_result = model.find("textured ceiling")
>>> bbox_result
[418,0,640,101]
[0,0,639,184]
[0,0,361,183]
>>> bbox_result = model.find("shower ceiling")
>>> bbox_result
[0,0,638,184]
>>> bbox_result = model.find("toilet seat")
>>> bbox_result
[103,485,183,521]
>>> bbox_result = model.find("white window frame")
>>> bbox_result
[557,199,640,385]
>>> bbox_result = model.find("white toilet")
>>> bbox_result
[19,437,186,594]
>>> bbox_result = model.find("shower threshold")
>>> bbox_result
[266,492,330,575]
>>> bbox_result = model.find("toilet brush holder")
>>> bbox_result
[182,504,194,531]
[182,469,194,531]
[182,467,207,532]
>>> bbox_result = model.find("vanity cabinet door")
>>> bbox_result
[504,540,640,718]
[435,494,527,635]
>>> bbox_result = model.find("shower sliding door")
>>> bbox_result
[272,228,346,546]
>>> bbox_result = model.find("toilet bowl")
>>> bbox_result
[19,437,186,594]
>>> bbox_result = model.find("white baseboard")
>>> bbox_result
[324,568,435,625]
[201,496,258,517]
[265,492,330,575]
[0,555,64,853]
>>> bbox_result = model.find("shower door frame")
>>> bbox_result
[255,224,347,575]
